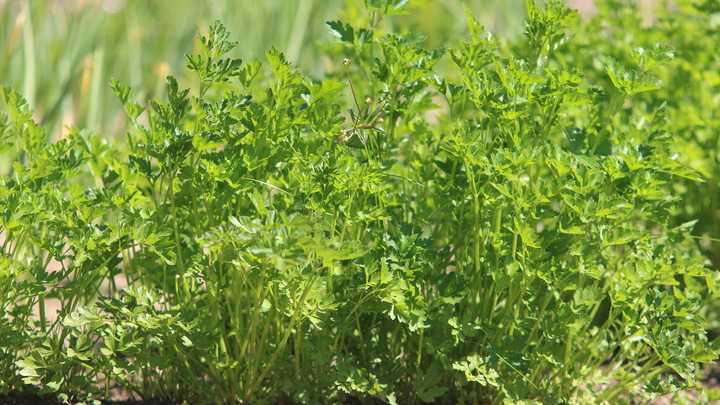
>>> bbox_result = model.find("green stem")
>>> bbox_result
[242,269,320,402]
[238,263,269,366]
[416,328,424,367]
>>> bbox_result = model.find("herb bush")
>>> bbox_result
[551,0,720,340]
[1,1,718,404]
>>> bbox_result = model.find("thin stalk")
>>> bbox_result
[167,170,191,303]
[238,263,269,366]
[416,328,424,367]
[294,324,302,380]
[251,294,275,384]
[597,355,664,403]
[570,306,621,367]
[242,270,320,402]
[355,311,367,364]
[345,63,362,114]
[332,291,370,349]
[523,291,553,352]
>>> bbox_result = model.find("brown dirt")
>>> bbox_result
[0,393,185,405]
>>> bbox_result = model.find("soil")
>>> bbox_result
[0,393,182,405]
[0,393,370,405]
[1,387,718,405]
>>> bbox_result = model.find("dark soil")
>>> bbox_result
[0,393,183,405]
[0,393,368,405]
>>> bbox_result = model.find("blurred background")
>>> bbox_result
[0,0,550,140]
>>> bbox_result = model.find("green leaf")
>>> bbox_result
[564,127,586,153]
[453,354,499,387]
[605,56,663,95]
[414,361,448,402]
[238,60,263,88]
[110,78,145,121]
[181,336,193,347]
[573,286,604,307]
[41,375,64,393]
[515,217,540,248]
[463,5,485,40]
[326,21,354,43]
[631,42,675,70]
[306,79,346,105]
[199,20,238,59]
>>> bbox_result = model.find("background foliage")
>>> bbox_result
[0,0,525,141]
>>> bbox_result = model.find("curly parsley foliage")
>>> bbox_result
[1,1,719,404]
